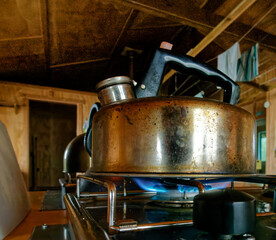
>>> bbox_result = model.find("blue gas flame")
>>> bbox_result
[133,178,168,193]
[133,178,233,193]
[177,184,212,193]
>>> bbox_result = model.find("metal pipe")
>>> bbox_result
[77,175,117,231]
[108,184,116,228]
[178,80,201,96]
[191,180,205,193]
[273,189,276,213]
[128,51,135,80]
[76,175,198,234]
[79,192,108,198]
[123,179,127,197]
[76,178,80,198]
[81,190,155,199]
[165,179,205,193]
[85,172,258,178]
[170,75,192,96]
[64,193,111,240]
[123,202,127,220]
[110,220,193,232]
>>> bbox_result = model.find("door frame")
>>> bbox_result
[28,99,78,190]
[0,81,98,190]
[27,98,80,190]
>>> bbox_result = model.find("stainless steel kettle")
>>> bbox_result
[85,49,256,176]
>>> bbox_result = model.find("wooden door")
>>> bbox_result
[29,101,76,190]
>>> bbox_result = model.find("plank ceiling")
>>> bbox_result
[0,0,275,92]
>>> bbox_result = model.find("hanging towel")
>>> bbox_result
[217,42,241,81]
[237,43,259,82]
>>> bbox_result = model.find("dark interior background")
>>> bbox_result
[0,0,275,93]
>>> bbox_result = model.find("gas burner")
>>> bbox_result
[64,174,276,240]
[150,189,195,208]
[133,177,220,208]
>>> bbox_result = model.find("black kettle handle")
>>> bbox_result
[84,102,101,156]
[134,49,240,105]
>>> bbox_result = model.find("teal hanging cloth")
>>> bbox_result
[237,43,259,82]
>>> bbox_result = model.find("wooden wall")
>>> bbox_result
[0,76,275,188]
[266,87,276,175]
[0,81,98,187]
[238,68,276,175]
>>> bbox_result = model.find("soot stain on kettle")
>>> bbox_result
[125,115,133,125]
[161,105,192,165]
[181,107,187,118]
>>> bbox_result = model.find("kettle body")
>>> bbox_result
[86,49,256,176]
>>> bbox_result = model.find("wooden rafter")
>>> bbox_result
[187,0,256,57]
[108,0,276,52]
[109,9,137,58]
[236,81,268,92]
[199,0,209,9]
[163,0,256,84]
[50,58,110,68]
[104,9,138,74]
[238,93,266,106]
[238,68,276,104]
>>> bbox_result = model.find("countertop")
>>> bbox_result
[4,191,68,240]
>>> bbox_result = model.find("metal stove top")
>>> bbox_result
[64,175,276,240]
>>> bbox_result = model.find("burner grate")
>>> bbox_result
[64,174,276,240]
[73,175,199,234]
[150,190,195,208]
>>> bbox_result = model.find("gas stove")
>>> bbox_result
[64,174,276,240]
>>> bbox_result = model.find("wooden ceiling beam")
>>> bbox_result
[49,58,110,69]
[107,0,276,52]
[163,0,256,84]
[109,9,137,58]
[236,81,268,92]
[266,83,276,91]
[108,0,276,85]
[104,9,138,75]
[199,0,209,9]
[187,0,256,57]
[238,93,266,106]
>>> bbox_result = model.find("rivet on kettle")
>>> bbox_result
[140,84,146,90]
